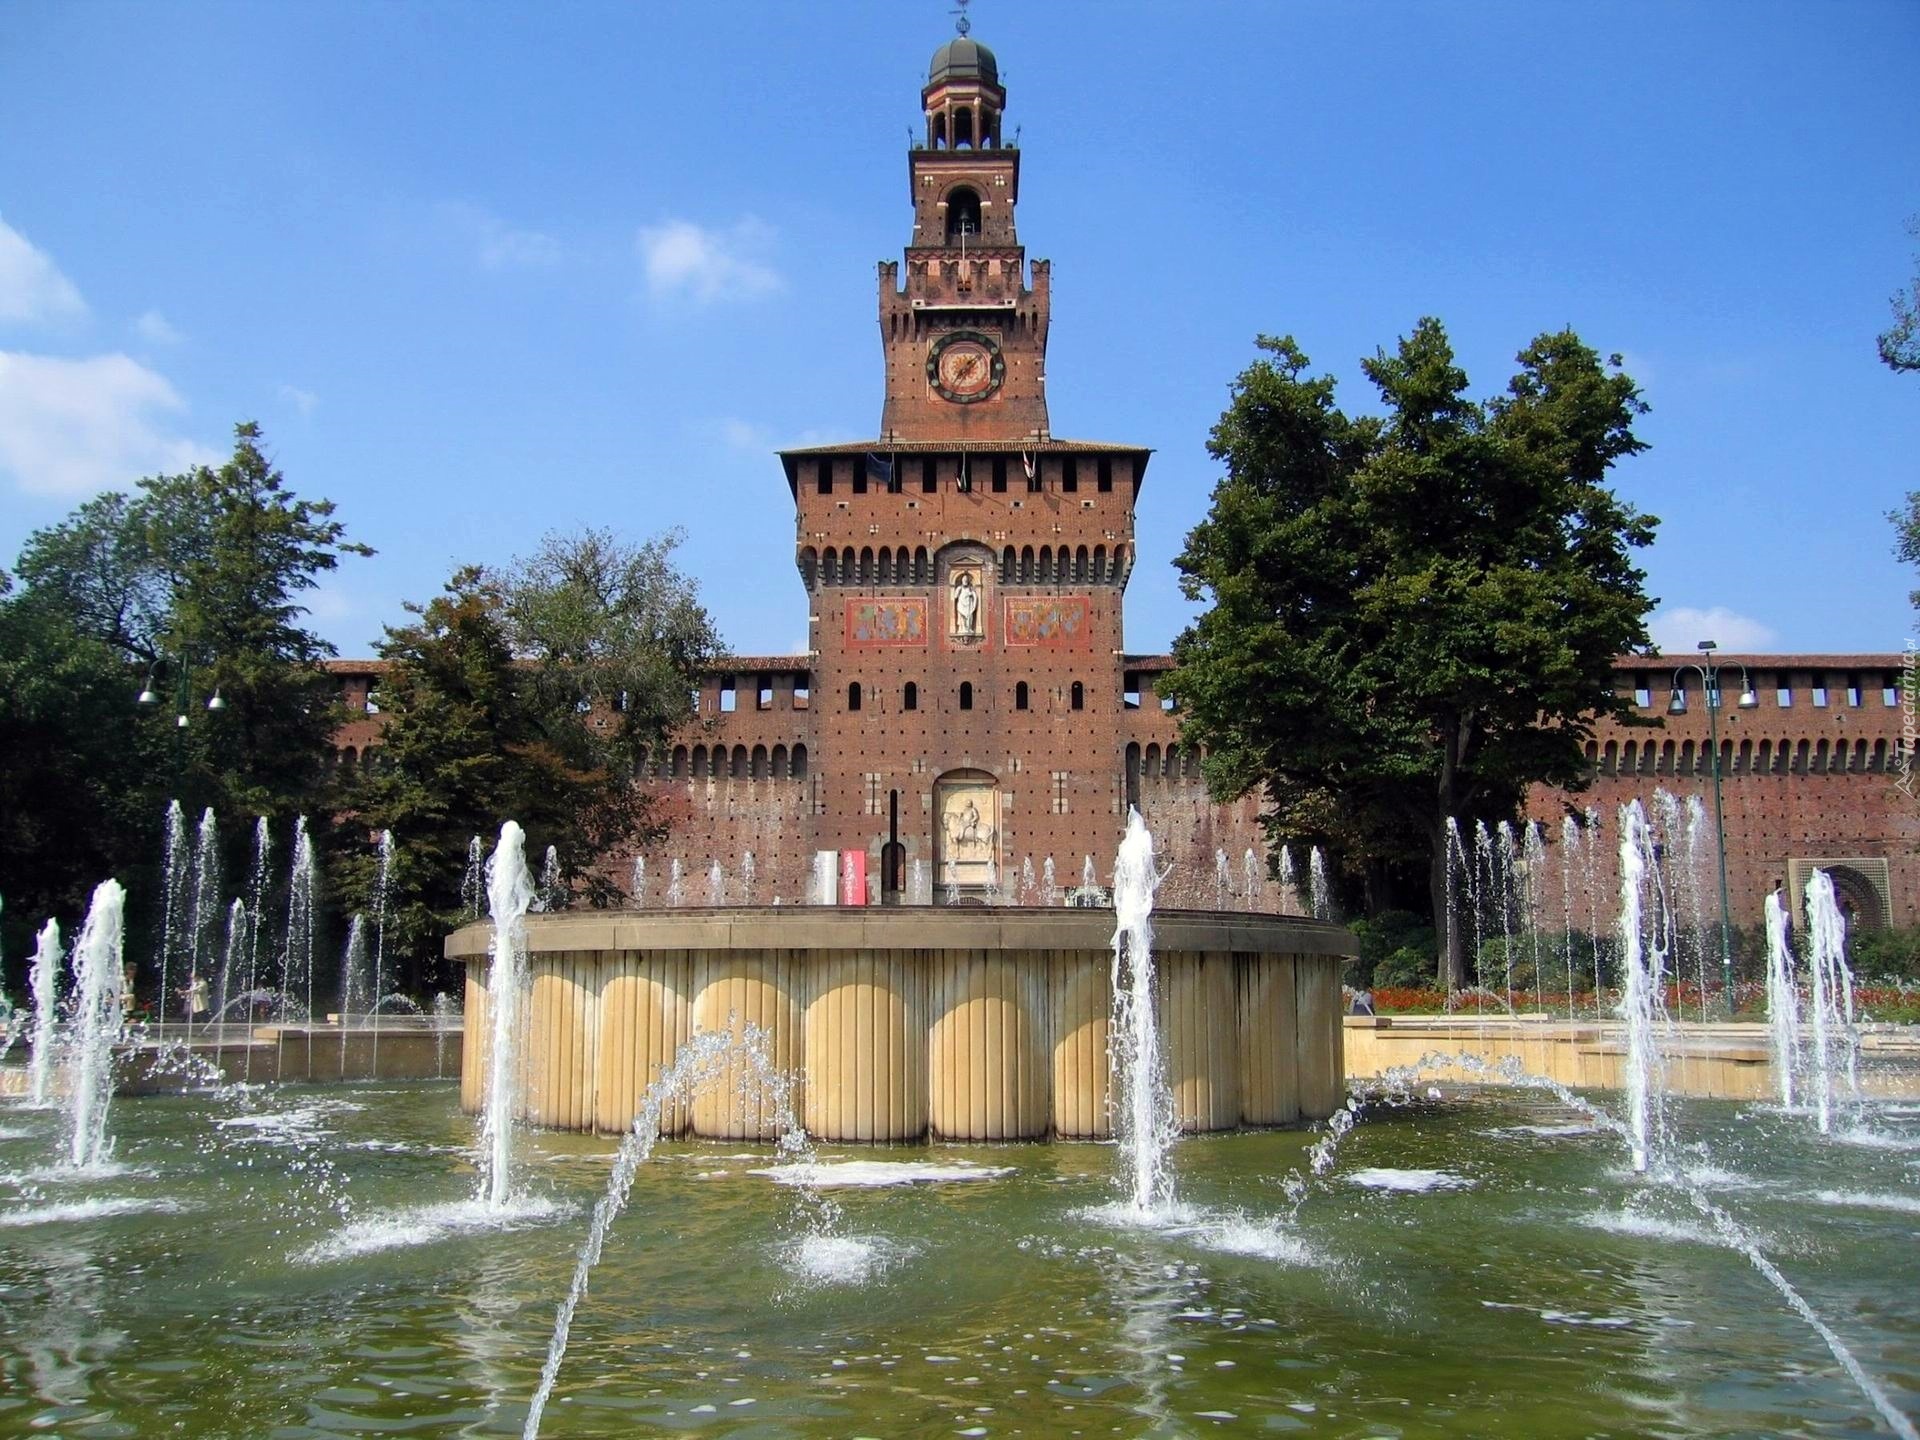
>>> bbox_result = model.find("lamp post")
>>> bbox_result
[137,655,225,728]
[1668,640,1755,1018]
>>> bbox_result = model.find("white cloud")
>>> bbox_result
[1648,605,1779,654]
[0,216,88,327]
[133,309,183,345]
[440,202,563,272]
[637,218,781,303]
[278,383,319,417]
[0,351,216,497]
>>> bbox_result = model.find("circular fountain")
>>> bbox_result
[445,903,1357,1142]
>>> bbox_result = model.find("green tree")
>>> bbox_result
[0,423,370,966]
[1892,492,1920,610]
[1879,217,1920,374]
[339,534,719,992]
[1161,321,1657,989]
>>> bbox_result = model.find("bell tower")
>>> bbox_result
[878,25,1051,441]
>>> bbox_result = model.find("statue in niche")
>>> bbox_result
[950,568,982,640]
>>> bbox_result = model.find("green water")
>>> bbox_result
[1,1084,1916,1437]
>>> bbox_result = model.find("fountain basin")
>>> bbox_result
[446,907,1355,1141]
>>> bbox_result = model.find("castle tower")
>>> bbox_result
[879,34,1050,442]
[776,29,1150,903]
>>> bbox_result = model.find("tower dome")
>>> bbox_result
[929,36,998,86]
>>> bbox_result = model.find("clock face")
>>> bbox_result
[927,331,1005,404]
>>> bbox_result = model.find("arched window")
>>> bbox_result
[904,681,918,711]
[1621,741,1637,774]
[1602,740,1618,774]
[634,746,651,779]
[1165,744,1180,778]
[771,744,788,779]
[945,185,981,240]
[751,744,768,780]
[800,547,818,588]
[1071,681,1084,711]
[671,745,688,779]
[1144,743,1161,779]
[791,743,808,778]
[1756,739,1772,774]
[692,745,709,779]
[959,681,973,711]
[1015,681,1029,710]
[849,681,862,712]
[731,745,748,779]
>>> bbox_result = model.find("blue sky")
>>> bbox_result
[2,1,1915,661]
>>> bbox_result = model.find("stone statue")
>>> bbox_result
[951,570,981,638]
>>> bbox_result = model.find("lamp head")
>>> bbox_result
[1697,640,1718,653]
[1668,691,1687,715]
[205,689,225,712]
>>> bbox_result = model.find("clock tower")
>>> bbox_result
[879,34,1051,442]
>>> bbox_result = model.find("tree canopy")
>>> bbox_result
[1161,320,1657,988]
[336,531,720,990]
[0,423,370,968]
[1879,217,1920,375]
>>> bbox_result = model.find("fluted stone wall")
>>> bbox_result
[448,909,1354,1142]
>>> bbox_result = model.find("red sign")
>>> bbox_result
[837,849,868,906]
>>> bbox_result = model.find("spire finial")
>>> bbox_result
[952,0,971,37]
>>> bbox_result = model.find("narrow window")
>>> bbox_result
[1777,684,1793,708]
[794,682,810,710]
[1061,458,1077,493]
[991,456,1007,493]
[1812,685,1829,708]
[817,462,832,496]
[848,681,862,712]
[1123,674,1141,710]
[851,466,866,495]
[1097,457,1113,493]
[1071,680,1084,711]
[921,458,936,494]
[757,677,773,710]
[960,681,973,711]
[1633,684,1651,709]
[1016,680,1029,710]
[720,677,736,713]
[904,681,918,711]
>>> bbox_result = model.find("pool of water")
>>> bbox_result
[2,1083,1915,1437]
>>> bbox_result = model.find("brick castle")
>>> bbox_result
[328,33,1916,937]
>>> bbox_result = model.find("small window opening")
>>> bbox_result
[1015,681,1029,710]
[719,677,737,713]
[959,681,973,711]
[1071,681,1085,711]
[904,681,918,711]
[848,682,862,712]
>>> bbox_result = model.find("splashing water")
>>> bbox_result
[1764,887,1800,1109]
[1042,855,1057,906]
[1616,801,1670,1174]
[63,880,127,1169]
[628,854,646,907]
[1804,870,1860,1135]
[159,800,190,1032]
[1213,848,1230,909]
[283,817,319,1072]
[27,918,63,1106]
[667,857,686,908]
[1278,845,1297,916]
[523,1024,824,1437]
[1308,846,1329,921]
[478,822,536,1210]
[186,807,221,1031]
[708,858,726,907]
[462,835,486,919]
[1243,847,1262,912]
[535,846,563,913]
[741,851,756,905]
[1109,809,1176,1216]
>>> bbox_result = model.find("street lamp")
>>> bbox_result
[1668,639,1756,1017]
[136,658,225,727]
